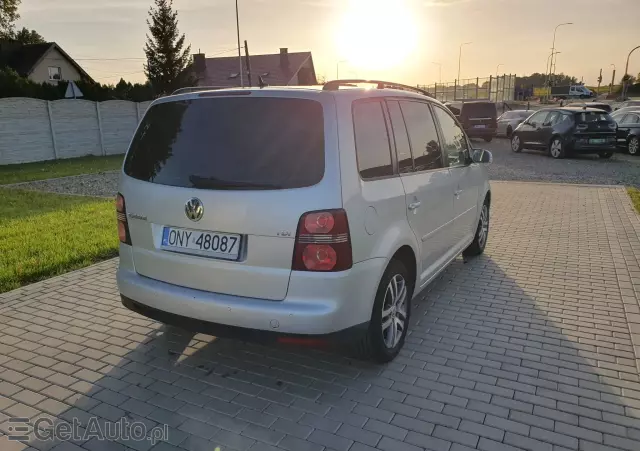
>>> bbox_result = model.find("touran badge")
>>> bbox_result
[185,198,204,222]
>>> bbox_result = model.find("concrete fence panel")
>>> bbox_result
[0,98,55,164]
[51,99,101,159]
[137,101,152,121]
[100,100,138,156]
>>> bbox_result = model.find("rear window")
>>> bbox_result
[124,97,325,190]
[461,102,497,118]
[575,111,613,123]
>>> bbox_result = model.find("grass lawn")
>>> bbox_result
[0,154,123,185]
[0,189,118,293]
[629,187,640,214]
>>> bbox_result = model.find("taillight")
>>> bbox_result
[292,209,352,272]
[576,123,588,131]
[608,122,617,130]
[116,193,131,245]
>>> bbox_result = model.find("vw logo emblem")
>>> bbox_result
[185,198,204,222]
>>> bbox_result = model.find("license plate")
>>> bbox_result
[474,124,486,129]
[161,227,241,260]
[589,138,605,144]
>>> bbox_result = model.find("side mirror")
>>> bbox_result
[542,121,552,126]
[472,149,493,164]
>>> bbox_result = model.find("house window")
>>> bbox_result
[48,67,62,81]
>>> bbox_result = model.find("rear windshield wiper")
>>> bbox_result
[189,175,283,190]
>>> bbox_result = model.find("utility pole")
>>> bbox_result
[244,40,252,88]
[546,22,573,100]
[235,0,243,87]
[597,68,602,95]
[610,64,616,96]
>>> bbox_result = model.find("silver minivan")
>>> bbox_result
[117,81,492,362]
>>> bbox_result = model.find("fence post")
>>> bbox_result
[488,75,493,102]
[136,103,141,123]
[476,77,479,99]
[96,102,105,156]
[46,101,58,160]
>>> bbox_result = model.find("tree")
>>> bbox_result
[13,27,45,44]
[143,0,193,95]
[0,0,21,39]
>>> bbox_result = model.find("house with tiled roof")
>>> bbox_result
[192,48,316,88]
[0,40,93,84]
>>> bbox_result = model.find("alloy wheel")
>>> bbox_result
[381,274,407,349]
[630,137,639,155]
[550,140,562,158]
[511,135,520,152]
[478,204,489,249]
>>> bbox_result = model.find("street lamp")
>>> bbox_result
[547,22,573,90]
[457,42,472,83]
[236,0,243,87]
[496,63,503,78]
[432,61,442,84]
[622,45,640,98]
[336,60,347,79]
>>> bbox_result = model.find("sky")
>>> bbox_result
[17,0,640,87]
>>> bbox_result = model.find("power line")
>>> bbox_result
[75,46,240,62]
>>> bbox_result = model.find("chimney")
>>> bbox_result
[280,48,289,69]
[193,53,206,78]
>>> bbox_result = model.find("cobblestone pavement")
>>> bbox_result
[1,181,640,451]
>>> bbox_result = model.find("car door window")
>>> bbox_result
[433,106,469,167]
[545,111,560,125]
[399,101,443,171]
[528,111,549,127]
[353,100,394,180]
[386,100,413,173]
[623,114,640,124]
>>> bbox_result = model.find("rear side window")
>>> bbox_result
[386,101,413,173]
[124,97,324,190]
[353,100,393,179]
[400,101,443,171]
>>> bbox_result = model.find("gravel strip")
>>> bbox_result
[6,171,119,197]
[4,139,638,198]
[482,138,640,187]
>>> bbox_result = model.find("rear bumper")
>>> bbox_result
[570,140,616,153]
[465,128,496,138]
[117,247,386,336]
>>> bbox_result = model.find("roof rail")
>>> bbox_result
[171,86,227,95]
[322,79,432,98]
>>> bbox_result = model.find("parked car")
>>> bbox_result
[614,100,640,111]
[497,110,532,138]
[614,111,640,155]
[565,101,612,113]
[611,106,640,120]
[551,85,593,99]
[510,107,617,159]
[445,101,497,142]
[116,81,493,362]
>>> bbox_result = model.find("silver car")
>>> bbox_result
[497,110,532,138]
[116,82,492,362]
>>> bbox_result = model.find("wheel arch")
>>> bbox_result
[390,245,417,290]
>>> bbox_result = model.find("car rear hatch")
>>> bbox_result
[573,110,617,145]
[461,102,497,131]
[120,91,340,301]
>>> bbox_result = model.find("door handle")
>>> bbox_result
[408,201,421,211]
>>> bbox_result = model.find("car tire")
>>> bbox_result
[463,200,490,257]
[355,259,413,363]
[483,136,493,143]
[506,125,513,138]
[511,134,522,152]
[599,151,613,159]
[628,136,639,156]
[549,137,565,159]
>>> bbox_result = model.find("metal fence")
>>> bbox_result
[419,75,516,103]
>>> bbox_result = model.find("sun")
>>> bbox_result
[335,0,418,72]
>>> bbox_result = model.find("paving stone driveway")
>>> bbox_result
[1,181,640,451]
